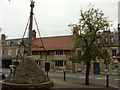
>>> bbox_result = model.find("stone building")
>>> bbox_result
[1,31,74,72]
[74,31,119,74]
[1,30,119,74]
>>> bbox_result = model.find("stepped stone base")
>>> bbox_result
[2,57,54,89]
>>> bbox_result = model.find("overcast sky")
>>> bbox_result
[0,0,119,39]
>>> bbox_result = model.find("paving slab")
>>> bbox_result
[50,79,119,90]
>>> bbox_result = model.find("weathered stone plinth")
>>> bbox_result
[2,57,53,89]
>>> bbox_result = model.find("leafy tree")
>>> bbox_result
[69,4,112,85]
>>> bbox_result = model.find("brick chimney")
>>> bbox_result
[32,30,36,40]
[1,34,6,41]
[73,26,80,36]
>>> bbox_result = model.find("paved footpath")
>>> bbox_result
[0,78,119,90]
[1,68,119,90]
[50,79,119,90]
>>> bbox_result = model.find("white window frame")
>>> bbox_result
[55,50,65,55]
[8,49,12,55]
[16,48,19,55]
[55,60,64,66]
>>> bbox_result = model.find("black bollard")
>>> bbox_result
[106,74,109,87]
[46,71,49,79]
[63,70,66,81]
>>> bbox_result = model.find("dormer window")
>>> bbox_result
[7,41,11,45]
[18,40,22,45]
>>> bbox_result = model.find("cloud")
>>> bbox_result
[0,0,118,39]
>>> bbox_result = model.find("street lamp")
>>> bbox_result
[117,23,120,89]
[118,23,120,52]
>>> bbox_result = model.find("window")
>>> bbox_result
[2,50,4,55]
[46,51,50,55]
[16,48,19,55]
[17,40,22,45]
[104,62,108,71]
[8,49,12,55]
[32,51,41,55]
[112,49,117,56]
[7,41,11,45]
[55,60,63,66]
[64,61,66,65]
[77,63,82,72]
[112,62,118,71]
[35,60,41,66]
[55,50,65,55]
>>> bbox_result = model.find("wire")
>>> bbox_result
[33,15,45,50]
[33,14,48,61]
[16,13,48,65]
[16,16,30,63]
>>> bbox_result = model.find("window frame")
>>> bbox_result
[55,60,64,66]
[55,50,66,55]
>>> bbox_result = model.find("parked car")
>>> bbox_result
[0,72,6,80]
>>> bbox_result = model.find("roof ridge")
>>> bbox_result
[35,35,73,39]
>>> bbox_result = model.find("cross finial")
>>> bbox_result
[30,0,34,3]
[30,0,35,4]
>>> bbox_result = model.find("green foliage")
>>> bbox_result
[69,4,113,85]
[69,50,80,63]
[70,4,112,64]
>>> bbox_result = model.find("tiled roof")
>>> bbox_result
[32,35,74,51]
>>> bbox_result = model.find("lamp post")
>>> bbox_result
[118,23,120,52]
[116,52,120,89]
[117,23,120,89]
